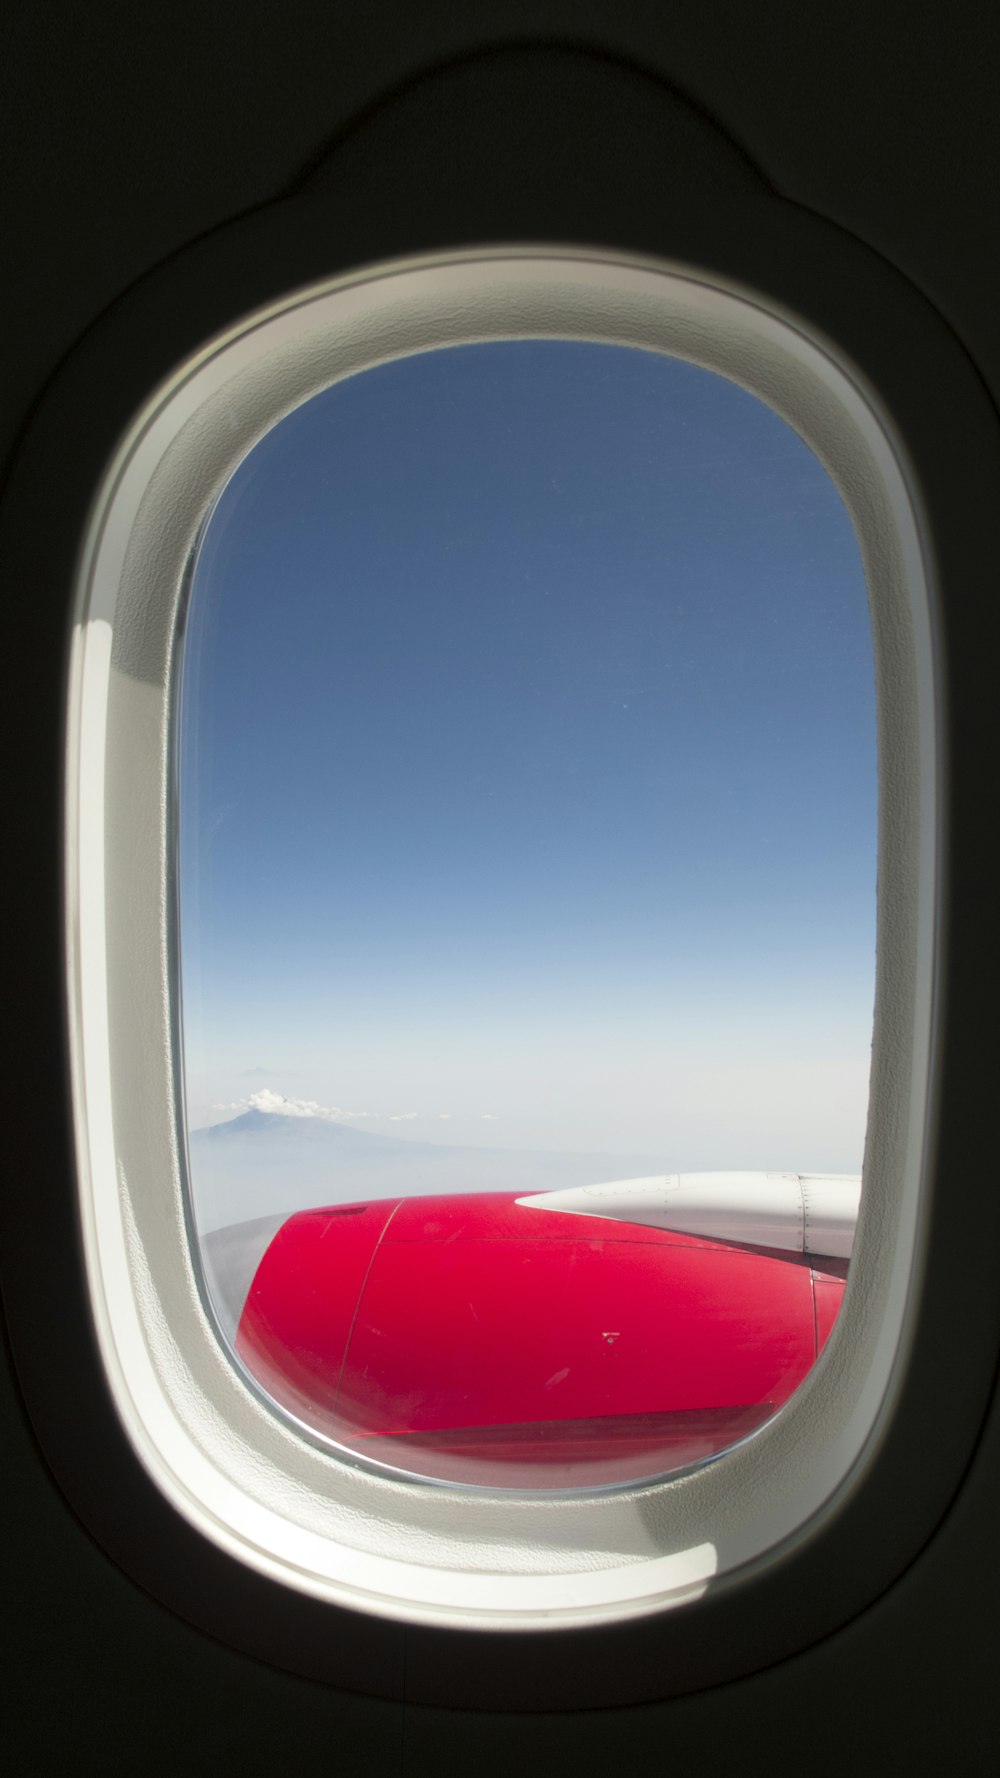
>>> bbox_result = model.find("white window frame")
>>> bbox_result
[65,248,935,1632]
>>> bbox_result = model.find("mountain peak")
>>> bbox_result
[192,1108,401,1146]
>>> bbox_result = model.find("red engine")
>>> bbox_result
[235,1190,845,1488]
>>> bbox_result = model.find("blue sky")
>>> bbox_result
[178,340,875,1167]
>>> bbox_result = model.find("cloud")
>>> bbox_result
[210,1095,503,1129]
[217,1088,372,1122]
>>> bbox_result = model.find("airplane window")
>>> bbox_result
[177,339,875,1491]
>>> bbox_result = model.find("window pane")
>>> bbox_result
[178,341,874,1489]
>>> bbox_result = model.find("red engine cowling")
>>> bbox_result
[235,1190,844,1488]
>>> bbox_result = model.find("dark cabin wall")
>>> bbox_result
[5,1,1000,463]
[2,2,998,1771]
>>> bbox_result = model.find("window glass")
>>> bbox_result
[178,341,874,1488]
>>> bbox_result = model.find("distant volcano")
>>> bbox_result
[194,1108,416,1150]
[187,1110,670,1235]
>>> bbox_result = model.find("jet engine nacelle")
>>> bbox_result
[233,1175,855,1488]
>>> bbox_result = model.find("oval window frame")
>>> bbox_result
[65,248,935,1635]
